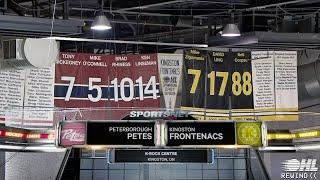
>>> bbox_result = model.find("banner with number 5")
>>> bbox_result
[55,52,109,119]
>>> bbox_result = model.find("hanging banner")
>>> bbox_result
[108,55,134,108]
[158,53,183,109]
[55,53,109,107]
[274,51,298,121]
[251,51,276,121]
[230,52,254,120]
[55,53,109,119]
[108,54,160,119]
[206,51,230,120]
[132,54,160,107]
[1,70,25,124]
[181,49,207,120]
[55,53,84,108]
[23,65,55,126]
[54,53,160,120]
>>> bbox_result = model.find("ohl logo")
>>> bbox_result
[281,159,318,179]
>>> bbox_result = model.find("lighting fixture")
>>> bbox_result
[221,23,241,37]
[91,8,112,30]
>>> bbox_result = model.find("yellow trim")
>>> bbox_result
[268,133,296,140]
[180,107,230,113]
[206,109,230,113]
[205,116,230,120]
[232,116,255,120]
[191,115,230,120]
[268,130,320,140]
[231,109,254,112]
[258,115,276,121]
[253,108,275,111]
[191,115,205,120]
[161,126,165,145]
[181,106,205,111]
[297,131,319,138]
[275,108,298,111]
[256,115,299,121]
[274,115,299,121]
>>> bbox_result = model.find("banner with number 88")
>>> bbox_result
[181,51,255,120]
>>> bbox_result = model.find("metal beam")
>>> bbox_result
[120,13,137,35]
[70,7,207,19]
[7,0,24,16]
[247,0,309,10]
[121,26,211,41]
[195,0,311,18]
[62,0,69,19]
[116,0,185,11]
[0,15,84,34]
[69,17,176,27]
[115,0,249,11]
[44,36,209,48]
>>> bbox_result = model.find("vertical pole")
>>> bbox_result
[315,13,319,33]
[252,10,255,32]
[63,0,69,20]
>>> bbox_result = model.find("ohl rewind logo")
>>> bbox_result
[281,159,318,179]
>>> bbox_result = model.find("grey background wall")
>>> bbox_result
[0,152,4,180]
[79,149,248,180]
[5,151,66,180]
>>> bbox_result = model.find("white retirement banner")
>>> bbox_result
[158,53,183,109]
[251,51,276,120]
[1,70,25,126]
[274,51,298,121]
[23,64,55,126]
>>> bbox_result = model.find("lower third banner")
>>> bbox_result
[112,149,211,163]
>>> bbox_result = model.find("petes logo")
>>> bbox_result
[281,159,318,179]
[60,122,86,146]
[61,129,85,142]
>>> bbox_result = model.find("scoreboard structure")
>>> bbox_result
[56,119,267,148]
[56,118,267,163]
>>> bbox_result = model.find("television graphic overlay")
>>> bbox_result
[236,122,263,147]
[166,121,236,146]
[86,121,156,146]
[112,149,211,163]
[58,122,86,147]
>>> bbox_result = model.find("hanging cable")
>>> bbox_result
[47,0,57,59]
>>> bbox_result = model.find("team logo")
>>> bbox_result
[60,122,86,146]
[237,122,261,146]
[281,159,318,179]
[162,76,170,84]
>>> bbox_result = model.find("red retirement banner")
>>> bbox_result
[54,53,160,120]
